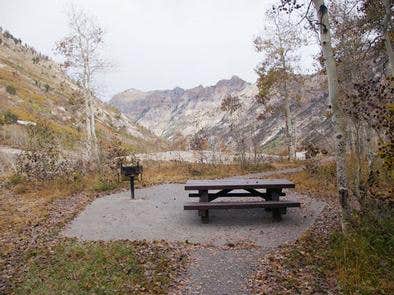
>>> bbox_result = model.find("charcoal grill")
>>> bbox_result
[121,163,143,199]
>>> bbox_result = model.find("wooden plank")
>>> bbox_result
[184,200,301,210]
[184,179,295,190]
[188,192,286,198]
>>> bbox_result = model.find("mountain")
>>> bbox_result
[110,75,333,153]
[111,75,248,138]
[0,29,164,158]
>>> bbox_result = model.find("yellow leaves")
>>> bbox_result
[386,102,394,112]
[256,68,286,102]
[10,107,36,122]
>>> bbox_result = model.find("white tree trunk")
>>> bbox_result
[83,67,98,163]
[313,0,351,232]
[365,125,374,171]
[281,60,296,160]
[284,97,296,160]
[88,93,98,161]
[84,92,92,157]
[353,123,362,205]
[383,0,394,77]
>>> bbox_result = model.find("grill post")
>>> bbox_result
[130,176,135,199]
[120,163,142,200]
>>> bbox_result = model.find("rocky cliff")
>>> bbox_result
[110,72,334,153]
[110,75,333,153]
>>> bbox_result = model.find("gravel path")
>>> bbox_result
[63,169,325,294]
[183,248,262,295]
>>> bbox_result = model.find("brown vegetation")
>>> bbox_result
[140,160,275,186]
[251,159,393,294]
[0,160,275,293]
[0,29,163,154]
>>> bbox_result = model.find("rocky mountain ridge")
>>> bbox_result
[111,75,249,137]
[110,75,333,153]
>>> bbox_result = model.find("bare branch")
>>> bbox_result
[297,0,313,25]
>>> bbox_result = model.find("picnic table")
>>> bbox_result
[183,179,300,223]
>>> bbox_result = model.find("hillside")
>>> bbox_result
[110,75,333,153]
[0,29,164,157]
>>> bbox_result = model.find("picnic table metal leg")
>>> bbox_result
[273,188,286,214]
[270,189,282,221]
[199,190,209,223]
[265,188,273,212]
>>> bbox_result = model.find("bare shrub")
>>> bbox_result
[220,94,241,114]
[15,122,78,181]
[0,125,28,147]
[190,130,208,163]
[304,144,323,175]
[6,85,16,95]
[0,152,18,173]
[99,138,130,183]
[0,110,18,125]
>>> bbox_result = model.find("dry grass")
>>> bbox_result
[0,161,275,252]
[0,160,277,289]
[139,160,275,186]
[0,174,91,261]
[15,239,188,295]
[252,159,393,294]
[329,213,394,294]
[1,172,125,237]
[0,159,279,253]
[258,159,337,199]
[250,204,340,294]
[288,166,337,198]
[0,44,163,153]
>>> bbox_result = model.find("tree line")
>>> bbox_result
[254,0,392,231]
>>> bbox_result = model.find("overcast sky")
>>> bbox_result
[0,0,318,100]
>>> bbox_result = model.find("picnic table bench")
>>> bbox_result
[184,179,300,223]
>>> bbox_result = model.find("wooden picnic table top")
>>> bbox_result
[184,178,295,190]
